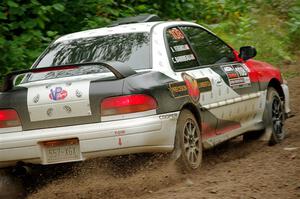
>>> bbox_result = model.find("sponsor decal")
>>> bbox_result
[182,73,200,103]
[230,78,247,85]
[63,105,72,114]
[159,113,178,120]
[221,64,251,89]
[198,78,212,91]
[169,81,187,97]
[46,108,53,117]
[234,65,248,77]
[172,54,196,64]
[33,94,40,103]
[76,89,82,98]
[49,87,68,101]
[170,44,190,52]
[169,74,212,103]
[223,66,234,72]
[227,72,239,79]
[168,28,185,40]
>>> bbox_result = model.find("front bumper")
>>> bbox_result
[0,112,179,168]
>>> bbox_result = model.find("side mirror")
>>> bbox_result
[239,46,257,61]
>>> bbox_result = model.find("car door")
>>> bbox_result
[165,25,262,139]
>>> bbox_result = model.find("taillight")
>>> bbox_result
[0,109,21,128]
[100,94,157,116]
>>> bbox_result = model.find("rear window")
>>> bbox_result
[37,32,150,70]
[23,32,150,83]
[24,65,115,83]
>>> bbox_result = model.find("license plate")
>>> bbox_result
[41,138,82,164]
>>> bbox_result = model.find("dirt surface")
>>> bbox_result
[2,63,300,199]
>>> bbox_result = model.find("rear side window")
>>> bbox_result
[166,27,199,70]
[180,26,235,66]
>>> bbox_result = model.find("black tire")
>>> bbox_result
[266,87,285,145]
[0,169,25,199]
[243,130,264,142]
[174,109,202,172]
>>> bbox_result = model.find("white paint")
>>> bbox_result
[0,112,178,167]
[101,110,157,122]
[26,80,91,121]
[0,126,22,134]
[55,22,160,43]
[202,92,261,109]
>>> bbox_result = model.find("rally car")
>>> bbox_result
[0,14,291,171]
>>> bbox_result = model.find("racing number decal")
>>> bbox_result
[168,28,185,40]
[169,73,212,103]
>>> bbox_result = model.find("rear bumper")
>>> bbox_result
[0,112,179,168]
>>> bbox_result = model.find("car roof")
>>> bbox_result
[54,19,210,44]
[55,21,161,43]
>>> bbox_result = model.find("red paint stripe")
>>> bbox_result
[201,122,216,139]
[216,123,241,135]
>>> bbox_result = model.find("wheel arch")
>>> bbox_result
[268,78,284,101]
[181,103,202,130]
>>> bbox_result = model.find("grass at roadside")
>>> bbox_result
[204,0,299,68]
[283,71,300,79]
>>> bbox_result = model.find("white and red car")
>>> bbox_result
[0,15,290,170]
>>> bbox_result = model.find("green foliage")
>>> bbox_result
[287,1,300,51]
[282,71,300,79]
[0,0,65,77]
[0,0,299,82]
[207,0,298,66]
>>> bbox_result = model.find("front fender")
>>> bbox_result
[246,59,282,89]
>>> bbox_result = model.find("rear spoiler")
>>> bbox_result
[1,62,137,92]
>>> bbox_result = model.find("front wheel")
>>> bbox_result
[174,109,202,172]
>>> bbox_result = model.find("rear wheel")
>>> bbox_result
[267,87,285,145]
[0,169,25,199]
[174,109,202,172]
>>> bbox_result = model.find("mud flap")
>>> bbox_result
[170,131,182,161]
[259,101,272,142]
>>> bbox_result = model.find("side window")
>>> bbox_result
[180,26,236,66]
[166,27,199,70]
